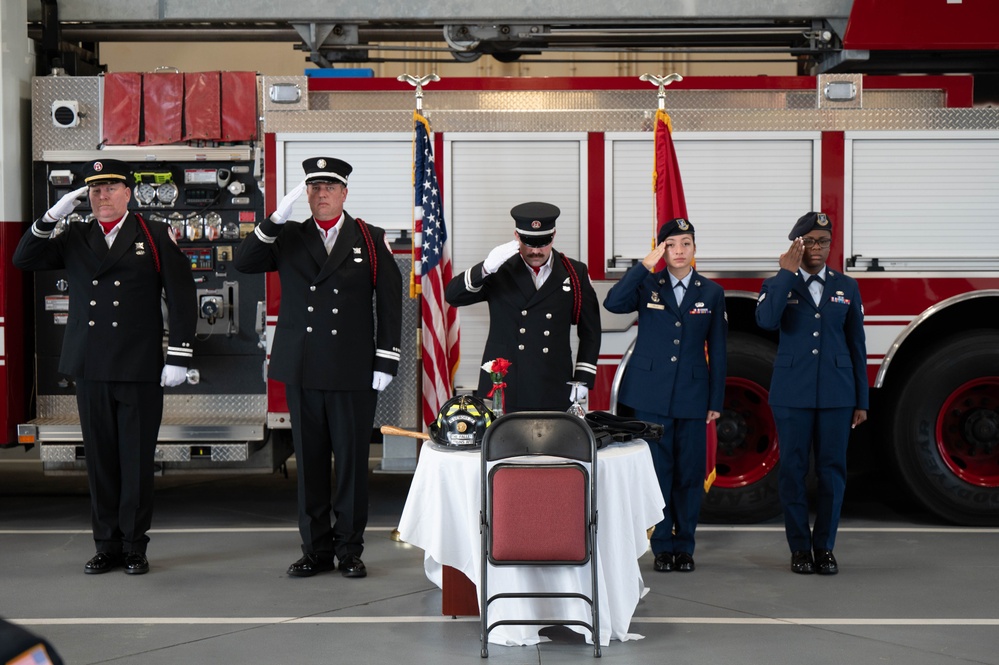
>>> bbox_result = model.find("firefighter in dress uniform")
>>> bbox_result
[13,159,197,576]
[234,158,402,579]
[603,218,727,573]
[755,212,868,575]
[445,202,601,412]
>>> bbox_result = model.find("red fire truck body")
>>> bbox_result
[7,72,999,526]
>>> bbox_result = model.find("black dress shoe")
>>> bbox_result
[814,549,838,575]
[123,552,149,575]
[674,552,695,572]
[287,553,336,577]
[653,552,673,572]
[84,552,122,575]
[791,550,815,574]
[339,555,367,578]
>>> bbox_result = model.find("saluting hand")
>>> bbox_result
[270,180,307,225]
[779,237,805,273]
[642,241,666,272]
[483,239,521,274]
[44,185,89,223]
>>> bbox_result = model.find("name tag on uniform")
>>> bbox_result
[786,298,799,304]
[647,302,665,310]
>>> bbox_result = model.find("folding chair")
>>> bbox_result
[479,411,600,658]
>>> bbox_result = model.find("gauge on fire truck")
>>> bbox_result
[204,212,222,241]
[168,212,186,242]
[157,181,179,205]
[186,213,204,241]
[134,182,157,206]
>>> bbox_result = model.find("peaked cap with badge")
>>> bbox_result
[79,158,133,186]
[511,201,559,247]
[303,157,352,186]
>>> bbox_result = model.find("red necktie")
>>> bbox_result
[315,218,337,232]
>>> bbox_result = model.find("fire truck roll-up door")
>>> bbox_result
[448,134,585,393]
[608,133,817,270]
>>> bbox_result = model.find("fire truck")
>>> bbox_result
[7,71,999,527]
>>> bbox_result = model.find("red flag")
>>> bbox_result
[653,108,688,235]
[413,112,460,428]
[653,107,717,490]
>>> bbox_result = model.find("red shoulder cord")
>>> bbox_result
[559,254,581,325]
[354,217,377,287]
[134,213,161,273]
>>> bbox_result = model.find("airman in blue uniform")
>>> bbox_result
[604,218,727,573]
[755,212,868,575]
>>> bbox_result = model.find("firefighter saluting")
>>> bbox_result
[235,157,402,579]
[445,201,601,412]
[13,158,197,576]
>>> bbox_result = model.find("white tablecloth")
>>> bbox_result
[397,438,666,647]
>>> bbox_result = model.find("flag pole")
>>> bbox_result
[639,72,683,249]
[392,73,441,543]
[398,72,441,432]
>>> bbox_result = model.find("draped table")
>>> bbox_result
[397,439,665,647]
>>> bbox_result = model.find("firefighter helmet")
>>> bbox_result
[428,395,495,450]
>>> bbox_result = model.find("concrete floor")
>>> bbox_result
[1,451,998,665]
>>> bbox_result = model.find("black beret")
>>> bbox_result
[657,217,695,244]
[511,201,559,248]
[79,158,132,186]
[788,211,832,240]
[303,157,352,185]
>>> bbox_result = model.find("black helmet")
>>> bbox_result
[428,395,496,450]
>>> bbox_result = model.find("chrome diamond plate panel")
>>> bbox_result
[374,257,420,430]
[33,76,103,159]
[263,77,989,134]
[38,445,79,463]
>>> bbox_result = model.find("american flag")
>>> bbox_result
[413,111,459,427]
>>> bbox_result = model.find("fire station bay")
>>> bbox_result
[1,2,998,664]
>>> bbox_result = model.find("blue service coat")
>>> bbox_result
[603,264,727,419]
[755,268,869,410]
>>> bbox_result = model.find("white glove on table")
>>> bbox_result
[160,365,188,387]
[44,185,89,223]
[372,371,393,392]
[269,180,307,224]
[483,240,521,274]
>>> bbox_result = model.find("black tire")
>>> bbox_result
[700,333,784,524]
[890,330,999,526]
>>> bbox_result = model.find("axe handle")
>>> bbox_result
[380,425,430,441]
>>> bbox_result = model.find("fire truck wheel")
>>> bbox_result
[700,333,783,524]
[891,330,999,526]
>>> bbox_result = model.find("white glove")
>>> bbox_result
[483,240,521,274]
[160,365,188,387]
[44,185,89,223]
[269,180,307,225]
[372,371,393,392]
[569,384,589,402]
